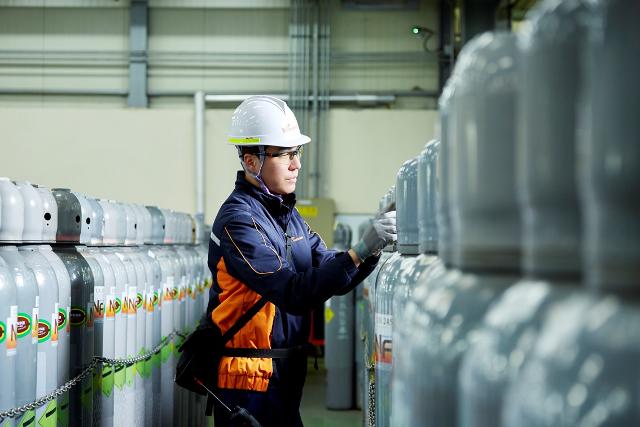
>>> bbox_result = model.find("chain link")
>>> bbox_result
[0,330,187,421]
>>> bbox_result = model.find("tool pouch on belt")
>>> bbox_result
[175,296,269,396]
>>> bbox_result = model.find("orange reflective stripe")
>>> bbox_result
[212,258,276,391]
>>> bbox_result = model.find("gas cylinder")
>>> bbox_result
[145,207,165,245]
[0,257,17,427]
[390,140,442,427]
[0,178,24,243]
[52,189,81,244]
[143,248,163,427]
[36,186,58,244]
[70,192,93,245]
[54,248,94,427]
[19,246,59,427]
[504,1,640,425]
[86,198,104,247]
[405,32,522,427]
[147,246,175,427]
[325,223,355,409]
[38,245,72,427]
[15,181,44,243]
[85,247,115,427]
[0,246,38,427]
[458,2,590,426]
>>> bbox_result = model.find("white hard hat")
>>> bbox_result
[228,95,311,148]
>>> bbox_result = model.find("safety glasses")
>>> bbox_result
[263,146,304,164]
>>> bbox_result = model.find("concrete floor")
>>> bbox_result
[300,359,362,427]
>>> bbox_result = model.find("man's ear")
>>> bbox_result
[243,153,260,174]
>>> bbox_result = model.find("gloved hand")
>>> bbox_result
[352,210,397,261]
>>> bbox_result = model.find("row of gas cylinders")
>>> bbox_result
[0,178,202,246]
[360,0,639,426]
[0,179,213,427]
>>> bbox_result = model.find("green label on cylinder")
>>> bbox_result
[152,351,160,369]
[125,363,135,387]
[161,343,171,363]
[114,364,126,390]
[102,366,114,397]
[81,378,93,410]
[16,409,36,427]
[38,400,57,427]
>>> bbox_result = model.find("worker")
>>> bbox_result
[206,95,396,427]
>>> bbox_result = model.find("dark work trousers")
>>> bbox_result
[213,355,307,427]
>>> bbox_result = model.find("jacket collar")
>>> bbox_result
[234,171,297,219]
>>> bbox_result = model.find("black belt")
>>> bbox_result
[221,344,309,359]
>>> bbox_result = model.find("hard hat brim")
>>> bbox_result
[227,133,311,147]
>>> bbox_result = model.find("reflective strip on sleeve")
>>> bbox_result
[211,232,221,246]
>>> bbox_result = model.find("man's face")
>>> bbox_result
[247,146,302,195]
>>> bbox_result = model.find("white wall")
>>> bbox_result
[0,107,436,221]
[0,0,438,101]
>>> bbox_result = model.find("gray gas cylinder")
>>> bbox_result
[54,248,94,427]
[52,189,81,244]
[381,156,423,427]
[38,245,71,427]
[0,178,24,243]
[504,0,640,425]
[390,140,442,427]
[86,198,104,247]
[373,179,406,427]
[122,205,138,247]
[135,249,157,427]
[403,79,458,427]
[143,248,162,427]
[325,223,355,410]
[15,181,44,243]
[19,246,59,427]
[36,186,58,244]
[458,2,590,426]
[0,257,18,427]
[0,247,39,427]
[148,247,175,427]
[86,248,115,427]
[70,192,93,245]
[404,32,522,427]
[145,207,165,245]
[113,248,139,426]
[101,248,130,427]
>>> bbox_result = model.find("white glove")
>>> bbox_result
[353,211,397,261]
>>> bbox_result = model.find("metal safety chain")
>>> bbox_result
[0,331,186,421]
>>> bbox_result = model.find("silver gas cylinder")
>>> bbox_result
[36,186,58,244]
[15,181,44,243]
[0,257,17,427]
[142,248,163,427]
[0,178,24,243]
[70,192,93,245]
[112,246,140,426]
[54,248,95,427]
[391,140,442,427]
[405,32,522,427]
[159,209,173,245]
[458,1,590,426]
[85,247,115,427]
[403,78,460,427]
[504,0,640,425]
[145,207,165,246]
[0,246,39,427]
[86,198,104,247]
[122,204,138,247]
[147,246,175,426]
[375,164,421,427]
[18,246,60,427]
[38,245,71,427]
[325,223,355,409]
[52,189,81,244]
